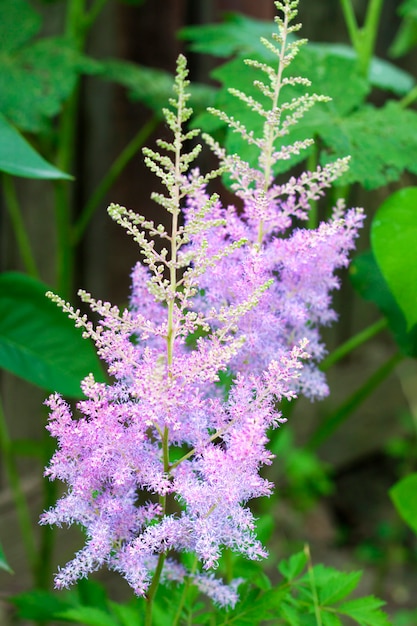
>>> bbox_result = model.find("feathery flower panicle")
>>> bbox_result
[184,0,364,399]
[42,0,363,610]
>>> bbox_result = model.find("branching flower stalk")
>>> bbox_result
[41,1,364,620]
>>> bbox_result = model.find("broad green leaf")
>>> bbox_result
[318,571,362,606]
[110,602,144,626]
[321,613,343,626]
[56,606,120,626]
[182,14,413,95]
[308,43,414,95]
[317,103,417,189]
[349,250,417,357]
[97,59,216,116]
[399,0,417,15]
[371,187,417,329]
[76,578,110,612]
[0,541,13,574]
[0,25,99,133]
[278,551,308,581]
[0,272,105,397]
[279,602,303,626]
[0,113,71,179]
[0,0,41,52]
[337,596,389,625]
[180,12,282,57]
[12,589,73,621]
[390,473,417,535]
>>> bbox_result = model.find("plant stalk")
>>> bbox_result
[0,396,38,580]
[2,175,40,279]
[73,115,159,245]
[339,0,384,76]
[308,352,403,450]
[320,318,387,372]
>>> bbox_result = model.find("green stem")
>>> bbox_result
[73,115,159,245]
[2,175,40,279]
[308,352,403,450]
[85,0,109,30]
[320,318,387,372]
[306,145,319,229]
[339,0,384,76]
[362,0,384,70]
[304,544,323,626]
[257,2,291,247]
[339,0,360,49]
[0,395,38,580]
[53,180,74,296]
[145,551,166,626]
[172,557,199,626]
[400,84,417,109]
[54,0,106,294]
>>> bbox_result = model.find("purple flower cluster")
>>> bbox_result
[41,1,363,609]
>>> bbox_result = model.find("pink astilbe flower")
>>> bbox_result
[184,181,363,399]
[41,0,363,612]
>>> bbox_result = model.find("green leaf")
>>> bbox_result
[195,46,370,177]
[180,12,282,57]
[350,250,417,357]
[308,43,414,95]
[0,541,13,574]
[0,272,105,397]
[109,601,144,626]
[12,589,73,621]
[390,473,417,535]
[318,571,362,606]
[193,26,417,189]
[317,102,417,189]
[337,596,389,625]
[321,613,343,626]
[97,59,216,116]
[56,606,120,626]
[278,551,308,581]
[279,602,303,626]
[0,21,99,133]
[371,187,417,329]
[76,578,109,612]
[0,113,71,179]
[0,0,41,53]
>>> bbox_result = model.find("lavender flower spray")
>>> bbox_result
[42,1,363,622]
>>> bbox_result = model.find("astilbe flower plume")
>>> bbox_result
[41,0,363,612]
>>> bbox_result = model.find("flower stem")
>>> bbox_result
[257,2,291,247]
[2,174,39,279]
[73,115,159,245]
[0,395,38,580]
[320,318,387,372]
[145,551,166,626]
[304,544,323,626]
[172,557,199,626]
[339,0,384,76]
[308,352,403,450]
